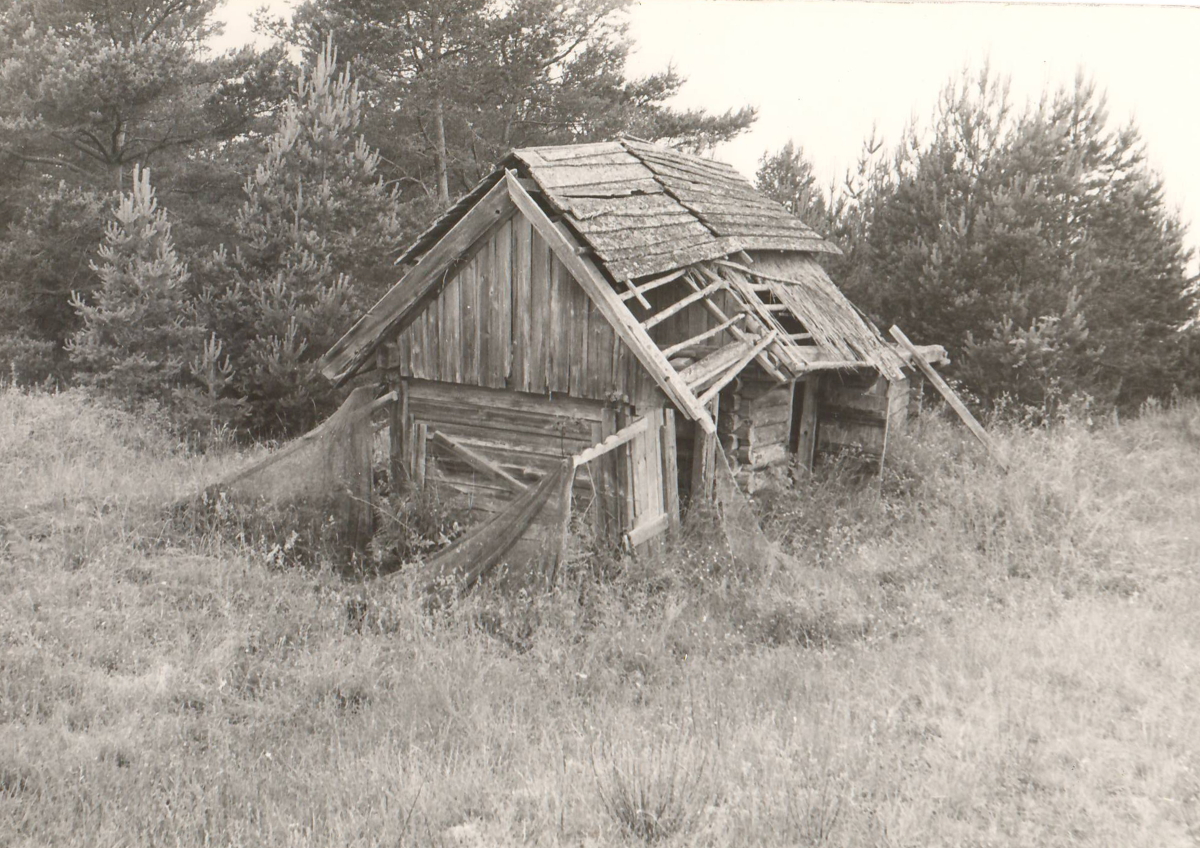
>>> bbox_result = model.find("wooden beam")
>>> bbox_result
[678,338,753,390]
[642,278,723,329]
[713,258,812,287]
[429,430,529,493]
[503,171,716,433]
[320,178,515,385]
[662,313,745,358]
[683,271,789,383]
[895,343,950,367]
[697,331,778,407]
[794,376,820,472]
[889,326,1008,470]
[690,395,720,503]
[365,390,398,415]
[618,268,688,302]
[627,513,669,548]
[571,416,649,467]
[623,278,652,310]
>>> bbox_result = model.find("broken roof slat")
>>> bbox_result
[550,179,666,199]
[519,141,628,162]
[562,193,690,220]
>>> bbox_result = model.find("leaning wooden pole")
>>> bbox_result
[889,326,1008,472]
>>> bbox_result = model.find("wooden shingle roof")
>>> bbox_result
[321,141,908,410]
[395,138,838,282]
[512,138,837,281]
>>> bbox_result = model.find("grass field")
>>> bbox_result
[2,387,1199,846]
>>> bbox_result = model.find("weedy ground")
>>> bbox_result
[2,387,1199,847]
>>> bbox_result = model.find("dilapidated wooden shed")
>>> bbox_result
[319,138,942,562]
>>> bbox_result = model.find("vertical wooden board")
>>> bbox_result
[435,281,446,382]
[494,217,513,385]
[424,299,439,382]
[588,303,614,399]
[512,216,532,391]
[477,230,496,388]
[589,420,605,540]
[549,255,572,393]
[411,311,428,380]
[640,407,664,520]
[632,425,650,527]
[568,269,589,396]
[400,327,413,378]
[610,333,625,398]
[662,408,680,535]
[414,422,428,489]
[794,376,819,471]
[623,338,647,405]
[390,379,408,491]
[547,255,562,391]
[886,376,910,435]
[438,275,453,381]
[597,407,619,539]
[616,410,635,534]
[463,257,481,384]
[484,221,507,388]
[404,324,421,380]
[529,229,549,392]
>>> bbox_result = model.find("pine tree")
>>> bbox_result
[200,40,404,436]
[824,68,1198,414]
[67,166,203,408]
[275,0,755,209]
[755,141,831,234]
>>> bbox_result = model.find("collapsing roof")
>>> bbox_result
[320,138,908,432]
[398,138,836,281]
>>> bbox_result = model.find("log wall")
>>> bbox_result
[816,371,890,460]
[717,371,793,471]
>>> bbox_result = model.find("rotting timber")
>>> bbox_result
[317,138,949,592]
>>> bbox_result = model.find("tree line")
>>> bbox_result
[756,68,1200,418]
[0,0,753,437]
[2,0,1195,440]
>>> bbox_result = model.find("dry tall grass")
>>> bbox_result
[2,386,1198,846]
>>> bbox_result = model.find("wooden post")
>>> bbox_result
[549,460,575,589]
[414,422,428,489]
[662,408,680,537]
[389,378,408,492]
[690,394,721,503]
[889,326,1008,471]
[794,376,820,472]
[618,408,636,537]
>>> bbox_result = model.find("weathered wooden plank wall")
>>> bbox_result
[384,211,669,407]
[399,381,620,544]
[816,371,889,460]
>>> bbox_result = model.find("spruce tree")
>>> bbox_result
[67,166,203,409]
[200,40,404,437]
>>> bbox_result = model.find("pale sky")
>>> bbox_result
[214,0,1200,256]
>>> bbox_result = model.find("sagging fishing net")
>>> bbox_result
[195,386,377,559]
[713,447,782,576]
[410,458,576,604]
